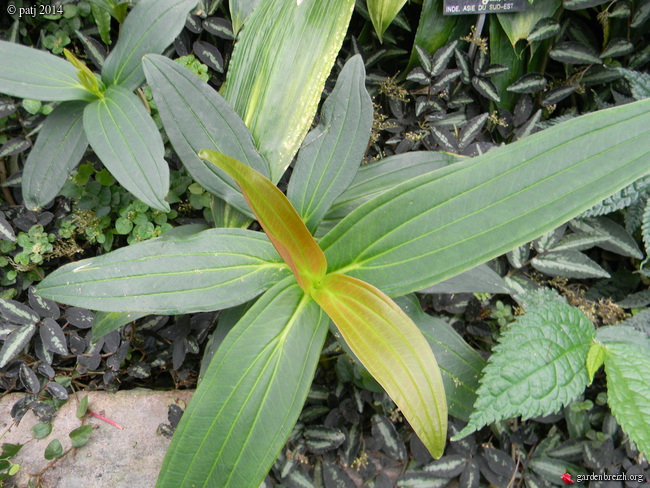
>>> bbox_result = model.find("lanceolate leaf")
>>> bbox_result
[456,301,595,438]
[230,0,262,34]
[321,98,650,297]
[311,273,447,458]
[319,151,461,234]
[37,228,289,313]
[83,85,170,212]
[92,311,148,341]
[367,0,407,43]
[157,277,329,488]
[0,324,36,368]
[496,0,560,46]
[221,0,355,181]
[200,150,327,291]
[396,295,485,421]
[23,101,88,211]
[418,264,509,294]
[287,55,373,234]
[0,41,91,101]
[603,342,650,456]
[142,54,269,217]
[101,0,198,90]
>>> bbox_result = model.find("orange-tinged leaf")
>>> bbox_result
[199,149,327,291]
[311,272,447,457]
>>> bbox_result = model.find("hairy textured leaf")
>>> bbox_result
[456,301,594,438]
[101,0,198,90]
[321,98,650,297]
[396,295,485,421]
[157,278,328,488]
[143,54,268,216]
[603,342,650,456]
[617,68,650,101]
[37,228,288,313]
[0,41,90,101]
[200,151,326,291]
[367,0,407,42]
[288,55,372,234]
[221,0,355,181]
[83,85,170,212]
[312,273,447,458]
[23,101,88,210]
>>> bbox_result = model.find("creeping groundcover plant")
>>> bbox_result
[32,43,650,486]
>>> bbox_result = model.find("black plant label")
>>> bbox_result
[443,0,526,15]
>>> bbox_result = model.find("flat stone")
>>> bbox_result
[0,389,194,488]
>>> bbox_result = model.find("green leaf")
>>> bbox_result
[496,1,561,46]
[230,0,261,34]
[221,0,355,181]
[549,41,602,65]
[83,85,170,212]
[32,423,52,439]
[287,55,372,234]
[199,151,327,292]
[69,425,93,448]
[0,41,91,101]
[530,250,610,279]
[23,101,88,211]
[312,272,447,458]
[320,151,461,234]
[1,443,22,459]
[44,439,63,460]
[418,264,509,294]
[586,342,605,385]
[37,228,289,313]
[570,217,642,259]
[0,325,36,368]
[77,395,89,419]
[395,295,486,421]
[157,277,328,488]
[321,98,650,297]
[367,0,407,43]
[617,68,650,101]
[142,54,268,217]
[90,3,112,45]
[455,301,595,438]
[101,0,198,90]
[92,311,148,341]
[603,342,650,456]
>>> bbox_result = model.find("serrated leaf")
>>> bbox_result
[549,41,601,65]
[101,0,198,90]
[531,250,609,279]
[321,98,650,296]
[143,55,268,217]
[221,0,354,181]
[157,278,329,488]
[23,101,88,210]
[0,299,39,325]
[40,318,68,356]
[455,301,595,438]
[541,85,578,107]
[312,273,447,458]
[200,151,326,292]
[471,76,501,102]
[367,0,407,43]
[617,68,650,101]
[604,341,650,455]
[83,85,169,211]
[0,41,91,101]
[288,55,372,234]
[507,73,547,93]
[38,228,288,313]
[586,342,605,385]
[570,217,643,258]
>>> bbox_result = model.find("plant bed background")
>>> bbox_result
[1,0,650,486]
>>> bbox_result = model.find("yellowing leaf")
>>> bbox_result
[199,150,327,291]
[311,272,447,457]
